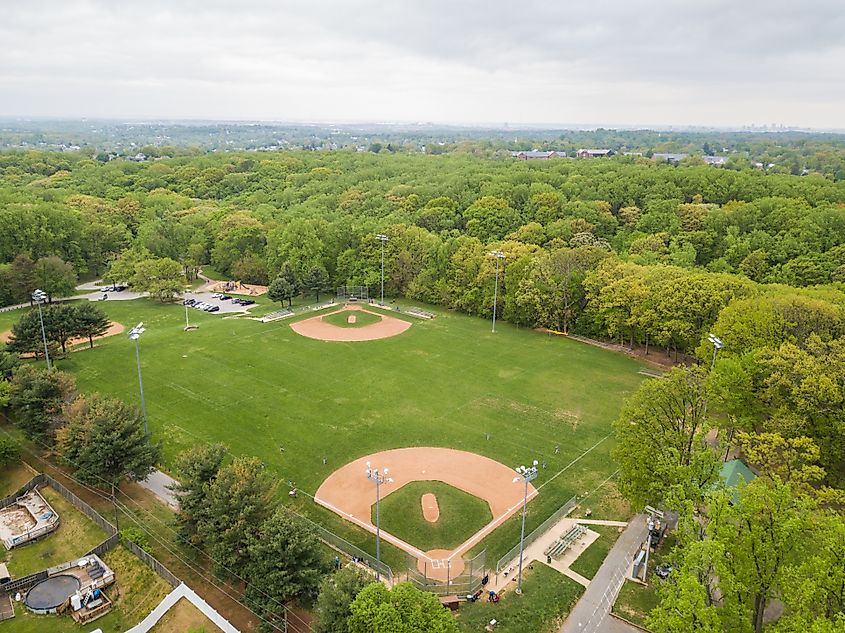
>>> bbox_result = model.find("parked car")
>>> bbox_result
[184,299,196,306]
[207,306,220,312]
[241,299,255,305]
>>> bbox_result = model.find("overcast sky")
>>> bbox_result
[1,0,843,129]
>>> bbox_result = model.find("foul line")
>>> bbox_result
[536,433,613,492]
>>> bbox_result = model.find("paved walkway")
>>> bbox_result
[560,514,648,633]
[139,470,181,509]
[490,515,631,594]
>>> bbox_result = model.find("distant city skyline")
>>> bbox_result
[1,0,843,129]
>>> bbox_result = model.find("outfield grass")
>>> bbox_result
[612,579,659,630]
[568,525,621,580]
[20,297,644,569]
[4,545,172,633]
[321,309,382,328]
[376,481,492,551]
[457,562,584,633]
[3,486,109,577]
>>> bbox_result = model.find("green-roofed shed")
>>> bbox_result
[720,459,756,502]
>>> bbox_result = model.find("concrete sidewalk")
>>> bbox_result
[559,514,648,633]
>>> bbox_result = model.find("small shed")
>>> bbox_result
[720,459,756,503]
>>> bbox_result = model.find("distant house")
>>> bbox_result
[510,150,562,160]
[576,148,614,158]
[652,152,689,163]
[703,155,727,166]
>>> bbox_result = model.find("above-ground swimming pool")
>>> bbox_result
[24,574,81,614]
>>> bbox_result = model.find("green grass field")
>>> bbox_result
[376,481,493,551]
[457,563,584,633]
[3,296,645,570]
[321,309,382,328]
[568,525,621,580]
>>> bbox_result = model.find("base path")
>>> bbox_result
[315,447,537,580]
[290,304,411,342]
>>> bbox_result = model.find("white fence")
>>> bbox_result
[124,583,241,633]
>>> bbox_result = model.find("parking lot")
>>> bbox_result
[182,292,258,314]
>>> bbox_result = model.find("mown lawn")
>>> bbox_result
[149,597,222,632]
[376,480,492,551]
[568,525,621,580]
[457,563,584,633]
[21,297,644,569]
[3,486,108,577]
[612,579,659,630]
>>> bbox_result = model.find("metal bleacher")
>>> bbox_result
[544,524,587,559]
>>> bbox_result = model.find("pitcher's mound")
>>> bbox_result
[422,493,440,523]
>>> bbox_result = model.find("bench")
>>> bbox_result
[260,308,294,323]
[544,524,587,559]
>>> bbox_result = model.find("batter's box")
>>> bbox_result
[430,559,450,570]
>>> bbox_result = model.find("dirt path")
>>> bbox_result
[1,321,124,348]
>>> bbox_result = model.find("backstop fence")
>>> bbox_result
[336,286,369,301]
[495,495,579,575]
[405,549,487,597]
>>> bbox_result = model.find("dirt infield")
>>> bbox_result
[0,321,124,347]
[315,447,538,580]
[290,304,411,342]
[422,493,440,523]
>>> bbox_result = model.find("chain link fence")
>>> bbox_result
[295,513,393,583]
[406,549,487,597]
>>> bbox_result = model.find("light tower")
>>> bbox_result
[707,333,724,370]
[489,250,505,332]
[31,289,51,371]
[365,461,393,581]
[513,460,539,594]
[128,323,148,434]
[376,234,389,305]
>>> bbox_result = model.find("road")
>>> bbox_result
[560,514,648,633]
[139,469,181,509]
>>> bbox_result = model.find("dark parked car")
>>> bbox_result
[208,305,220,312]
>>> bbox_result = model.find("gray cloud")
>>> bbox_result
[0,0,842,127]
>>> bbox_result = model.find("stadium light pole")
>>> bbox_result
[376,234,389,305]
[365,461,393,581]
[128,323,148,435]
[490,250,505,333]
[31,289,52,371]
[513,460,539,594]
[707,333,724,370]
